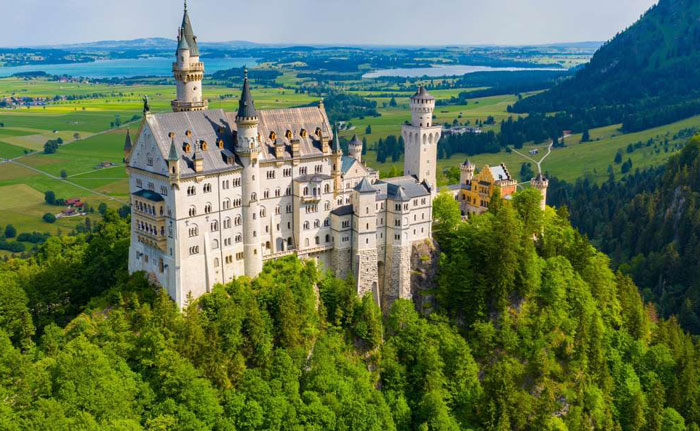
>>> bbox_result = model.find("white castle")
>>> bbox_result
[125,4,441,309]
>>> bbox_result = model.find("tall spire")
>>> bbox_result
[236,68,257,119]
[180,0,199,56]
[332,123,341,153]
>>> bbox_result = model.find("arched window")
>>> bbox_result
[214,257,220,267]
[204,203,212,214]
[305,238,310,247]
[189,206,196,217]
[314,219,320,228]
[325,234,330,243]
[251,192,257,202]
[235,234,242,243]
[287,237,293,246]
[324,201,331,211]
[211,220,218,232]
[223,217,231,229]
[260,207,266,218]
[212,239,219,249]
[315,236,320,245]
[263,189,270,199]
[189,225,198,237]
[234,216,242,226]
[324,184,330,193]
[303,187,309,196]
[303,221,310,230]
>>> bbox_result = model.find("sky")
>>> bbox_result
[1,0,658,47]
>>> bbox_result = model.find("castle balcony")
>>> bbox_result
[301,193,322,203]
[136,231,167,252]
[171,100,208,112]
[172,62,204,73]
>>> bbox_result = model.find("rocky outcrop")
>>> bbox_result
[411,238,440,315]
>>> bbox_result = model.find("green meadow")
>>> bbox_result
[0,74,697,239]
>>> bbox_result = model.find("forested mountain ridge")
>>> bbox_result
[549,136,700,334]
[512,0,700,133]
[1,197,700,430]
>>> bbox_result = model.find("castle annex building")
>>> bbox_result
[125,5,441,309]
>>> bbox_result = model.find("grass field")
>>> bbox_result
[1,74,698,242]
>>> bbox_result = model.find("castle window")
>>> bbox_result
[214,257,220,267]
[136,179,143,189]
[300,129,307,138]
[235,234,242,243]
[212,239,219,249]
[189,246,199,255]
[315,165,322,174]
[269,131,276,140]
[200,141,208,151]
[267,170,276,180]
[325,234,330,243]
[217,139,224,149]
[183,143,191,153]
[187,186,196,196]
[275,188,281,197]
[233,178,241,187]
[251,193,257,202]
[266,241,271,249]
[146,153,153,166]
[324,219,329,227]
[315,236,319,245]
[260,207,266,218]
[303,187,309,196]
[204,203,212,214]
[148,182,154,191]
[189,225,198,237]
[233,199,242,208]
[234,216,241,226]
[324,184,330,193]
[211,220,218,232]
[299,167,307,175]
[283,168,292,177]
[263,189,270,199]
[236,252,243,260]
[286,204,292,213]
[189,206,196,217]
[303,221,310,230]
[223,199,231,209]
[315,127,322,137]
[314,220,320,228]
[285,130,292,139]
[186,130,192,137]
[286,187,292,196]
[224,218,231,229]
[161,186,168,196]
[253,231,257,238]
[305,238,310,247]
[324,201,330,211]
[203,183,212,193]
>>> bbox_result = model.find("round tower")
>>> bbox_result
[401,85,442,192]
[171,1,208,112]
[460,158,475,185]
[236,69,263,277]
[348,134,363,163]
[530,173,549,211]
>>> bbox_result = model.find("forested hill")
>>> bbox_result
[512,0,700,133]
[2,196,700,429]
[549,136,700,334]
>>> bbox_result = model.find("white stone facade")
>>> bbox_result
[126,6,437,310]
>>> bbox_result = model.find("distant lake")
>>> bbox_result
[363,64,566,78]
[0,56,258,78]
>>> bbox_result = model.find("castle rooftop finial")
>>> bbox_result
[236,67,257,119]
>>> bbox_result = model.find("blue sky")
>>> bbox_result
[1,0,658,47]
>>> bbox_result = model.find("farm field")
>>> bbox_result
[1,75,698,240]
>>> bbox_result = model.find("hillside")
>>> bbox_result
[1,195,700,430]
[513,0,700,133]
[548,135,700,334]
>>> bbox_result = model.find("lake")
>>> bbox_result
[362,64,566,79]
[0,57,258,78]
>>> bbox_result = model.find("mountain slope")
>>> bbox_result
[513,0,700,132]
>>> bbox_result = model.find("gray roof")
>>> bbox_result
[489,164,512,182]
[374,176,430,201]
[167,137,179,162]
[236,71,257,119]
[341,155,356,174]
[411,85,435,101]
[142,109,239,177]
[462,158,474,167]
[355,177,376,193]
[133,189,164,202]
[295,173,332,183]
[123,129,132,152]
[349,134,362,147]
[331,205,353,216]
[228,104,333,162]
[177,31,190,52]
[179,4,199,56]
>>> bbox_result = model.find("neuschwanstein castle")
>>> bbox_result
[125,4,548,309]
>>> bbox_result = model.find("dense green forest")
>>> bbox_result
[512,0,700,133]
[1,192,700,430]
[549,136,700,335]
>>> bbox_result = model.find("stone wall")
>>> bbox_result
[410,239,440,314]
[331,247,352,280]
[355,249,379,303]
[382,244,412,312]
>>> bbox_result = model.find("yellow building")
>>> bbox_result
[456,160,518,216]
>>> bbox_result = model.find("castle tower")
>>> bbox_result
[332,124,343,195]
[402,86,442,193]
[460,158,475,185]
[353,178,379,304]
[236,69,263,277]
[348,134,363,163]
[166,136,180,185]
[171,1,208,112]
[530,173,549,211]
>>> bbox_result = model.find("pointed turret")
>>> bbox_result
[354,177,376,194]
[167,137,179,162]
[167,136,180,181]
[236,68,257,120]
[123,129,133,162]
[171,0,207,112]
[348,133,363,163]
[332,124,342,154]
